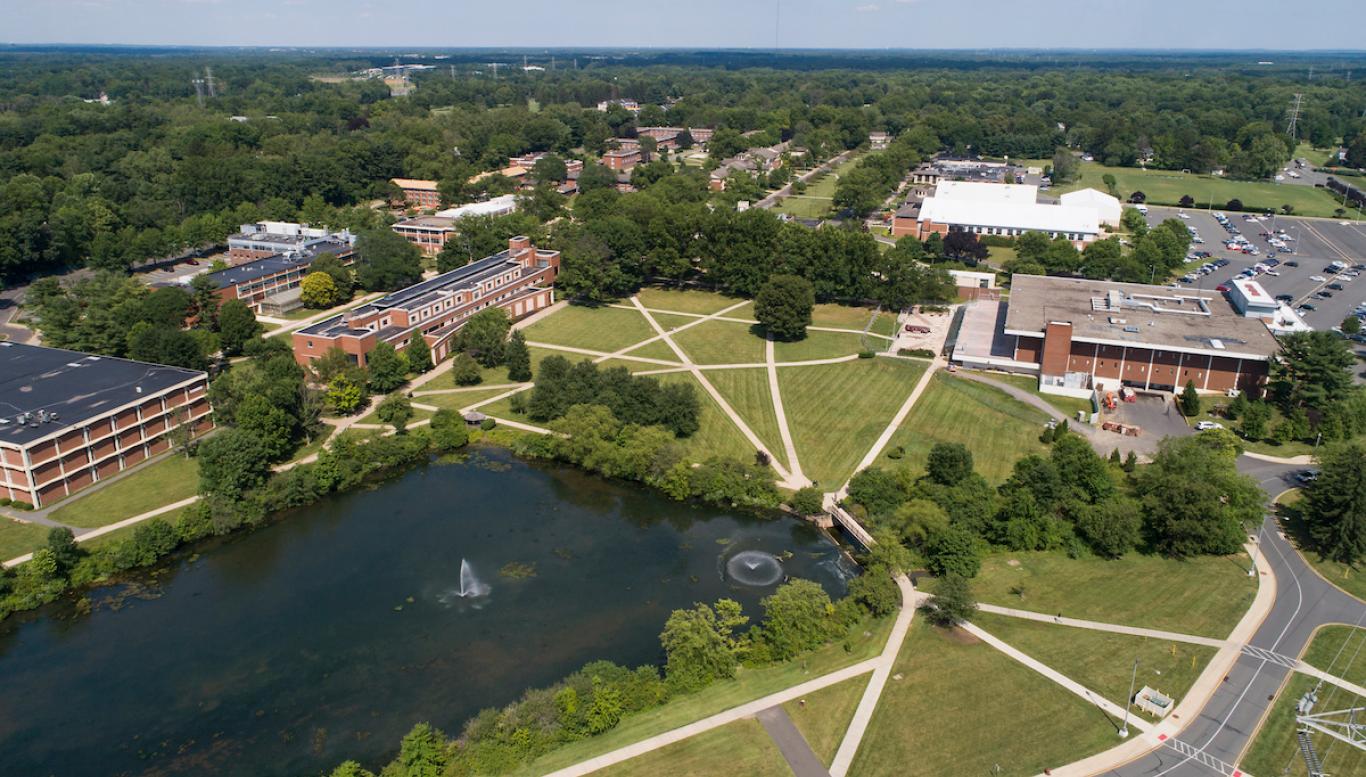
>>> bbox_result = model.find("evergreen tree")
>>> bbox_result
[405,337,433,374]
[451,353,483,386]
[505,330,532,382]
[1180,380,1201,417]
[1304,441,1366,564]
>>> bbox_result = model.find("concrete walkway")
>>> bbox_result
[3,495,203,568]
[828,575,919,777]
[975,603,1228,648]
[606,303,893,341]
[765,337,805,482]
[833,356,941,500]
[756,706,829,777]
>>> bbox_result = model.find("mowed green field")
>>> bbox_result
[1242,626,1366,777]
[1276,490,1366,603]
[672,319,767,365]
[810,303,897,337]
[850,619,1118,777]
[653,371,759,464]
[635,287,742,315]
[595,718,793,777]
[777,357,926,489]
[781,674,869,767]
[773,331,868,362]
[885,373,1050,484]
[48,453,200,529]
[706,367,788,471]
[1051,161,1358,219]
[973,550,1257,639]
[971,612,1217,721]
[0,519,53,561]
[522,304,657,352]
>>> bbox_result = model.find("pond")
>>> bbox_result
[0,448,853,777]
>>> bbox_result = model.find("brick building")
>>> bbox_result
[601,147,642,172]
[292,237,559,368]
[391,194,521,257]
[204,239,356,314]
[0,343,213,508]
[391,178,442,210]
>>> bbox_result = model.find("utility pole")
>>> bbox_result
[1287,93,1304,140]
[1119,658,1139,738]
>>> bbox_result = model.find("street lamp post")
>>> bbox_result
[1119,658,1139,738]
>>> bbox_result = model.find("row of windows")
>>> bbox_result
[949,224,1088,241]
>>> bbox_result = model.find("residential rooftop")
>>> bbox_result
[0,343,205,447]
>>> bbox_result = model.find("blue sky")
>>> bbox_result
[5,0,1365,50]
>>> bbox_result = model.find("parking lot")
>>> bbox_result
[1148,205,1366,332]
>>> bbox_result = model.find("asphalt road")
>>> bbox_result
[1105,457,1366,777]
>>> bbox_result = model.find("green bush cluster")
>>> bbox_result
[527,356,701,438]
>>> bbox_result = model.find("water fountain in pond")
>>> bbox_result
[724,550,785,587]
[457,559,490,598]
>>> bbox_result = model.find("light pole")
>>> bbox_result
[1119,658,1139,738]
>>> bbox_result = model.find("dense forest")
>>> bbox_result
[1,47,1364,285]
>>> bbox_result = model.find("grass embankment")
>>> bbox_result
[973,550,1257,639]
[782,674,869,767]
[706,368,788,471]
[509,617,891,776]
[885,373,1050,484]
[523,304,658,353]
[850,618,1120,776]
[0,520,55,560]
[1277,490,1366,603]
[1241,625,1366,777]
[596,719,793,777]
[971,612,1217,720]
[1051,161,1359,220]
[778,357,928,489]
[48,454,200,529]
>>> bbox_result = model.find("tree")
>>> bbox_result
[942,231,988,265]
[310,253,354,297]
[405,337,433,374]
[300,271,343,309]
[1180,380,1201,417]
[1051,148,1080,184]
[757,579,838,661]
[429,408,470,451]
[354,229,422,292]
[1273,331,1356,413]
[126,324,209,370]
[505,330,532,382]
[925,525,981,578]
[197,429,272,497]
[1136,435,1263,557]
[926,442,973,486]
[326,373,366,414]
[455,307,511,367]
[1074,496,1143,558]
[217,299,261,356]
[531,153,568,183]
[1129,191,1147,204]
[46,527,83,577]
[451,353,482,386]
[1179,195,1195,208]
[1226,198,1244,212]
[234,394,295,460]
[847,566,900,617]
[395,722,448,777]
[366,341,408,393]
[659,599,747,692]
[921,573,976,626]
[1241,400,1272,440]
[790,486,825,517]
[376,394,414,433]
[848,468,908,517]
[577,163,619,194]
[754,274,815,341]
[1342,316,1362,336]
[1303,440,1366,564]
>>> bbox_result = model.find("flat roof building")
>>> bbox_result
[293,237,559,368]
[391,178,442,210]
[227,222,355,264]
[392,195,520,257]
[954,274,1280,398]
[202,239,355,314]
[0,343,213,508]
[894,181,1102,247]
[1059,188,1123,228]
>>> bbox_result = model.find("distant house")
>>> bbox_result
[601,147,642,172]
[708,142,788,192]
[869,131,891,150]
[596,98,640,113]
[391,178,442,210]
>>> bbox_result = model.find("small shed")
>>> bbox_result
[1133,686,1174,718]
[462,411,488,427]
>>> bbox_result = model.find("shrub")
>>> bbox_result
[857,349,875,359]
[898,348,936,358]
[479,417,497,431]
[789,486,825,516]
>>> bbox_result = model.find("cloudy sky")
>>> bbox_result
[5,0,1365,50]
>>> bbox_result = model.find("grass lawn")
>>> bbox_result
[988,245,1018,267]
[510,618,890,777]
[417,387,526,413]
[772,194,833,220]
[706,367,788,471]
[673,319,767,365]
[1241,626,1366,777]
[1276,490,1366,603]
[528,345,593,374]
[850,618,1119,777]
[973,550,1257,639]
[885,374,1050,484]
[1051,161,1360,220]
[596,357,678,373]
[522,304,657,352]
[48,454,200,529]
[810,303,897,337]
[654,372,758,464]
[357,403,435,427]
[616,338,683,363]
[79,505,196,551]
[971,612,1217,721]
[773,331,870,362]
[0,519,53,560]
[596,718,792,777]
[1295,142,1337,169]
[781,674,869,767]
[636,287,742,316]
[987,372,1094,420]
[289,426,335,463]
[778,357,927,489]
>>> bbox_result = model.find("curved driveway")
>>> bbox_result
[1104,457,1364,777]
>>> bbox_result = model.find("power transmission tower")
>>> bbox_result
[1294,688,1366,777]
[191,73,206,107]
[1286,93,1304,140]
[204,66,216,97]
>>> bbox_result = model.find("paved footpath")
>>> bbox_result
[765,337,805,482]
[756,706,829,777]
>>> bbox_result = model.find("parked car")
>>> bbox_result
[1296,469,1319,484]
[1275,294,1294,302]
[1195,421,1223,431]
[1310,275,1327,282]
[1284,260,1299,267]
[1328,283,1344,291]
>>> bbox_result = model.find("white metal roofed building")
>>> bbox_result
[1059,188,1123,227]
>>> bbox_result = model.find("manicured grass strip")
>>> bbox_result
[778,357,926,489]
[528,345,593,374]
[1242,626,1366,777]
[885,373,1050,484]
[673,319,766,365]
[782,674,869,767]
[636,287,742,315]
[595,718,794,777]
[415,389,520,413]
[1276,490,1366,604]
[773,331,868,362]
[648,311,707,332]
[1302,625,1366,685]
[48,454,200,529]
[0,520,53,560]
[707,367,788,472]
[973,550,1257,639]
[510,618,890,777]
[357,404,435,427]
[1051,161,1359,220]
[971,612,1217,721]
[988,372,1094,419]
[772,195,833,220]
[653,372,758,464]
[79,506,196,551]
[810,304,896,337]
[616,338,683,363]
[522,304,657,352]
[850,618,1119,777]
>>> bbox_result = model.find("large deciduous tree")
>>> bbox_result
[754,274,815,341]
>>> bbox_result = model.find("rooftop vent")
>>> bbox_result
[1211,339,1225,350]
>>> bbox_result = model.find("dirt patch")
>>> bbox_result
[941,625,982,645]
[1006,558,1021,567]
